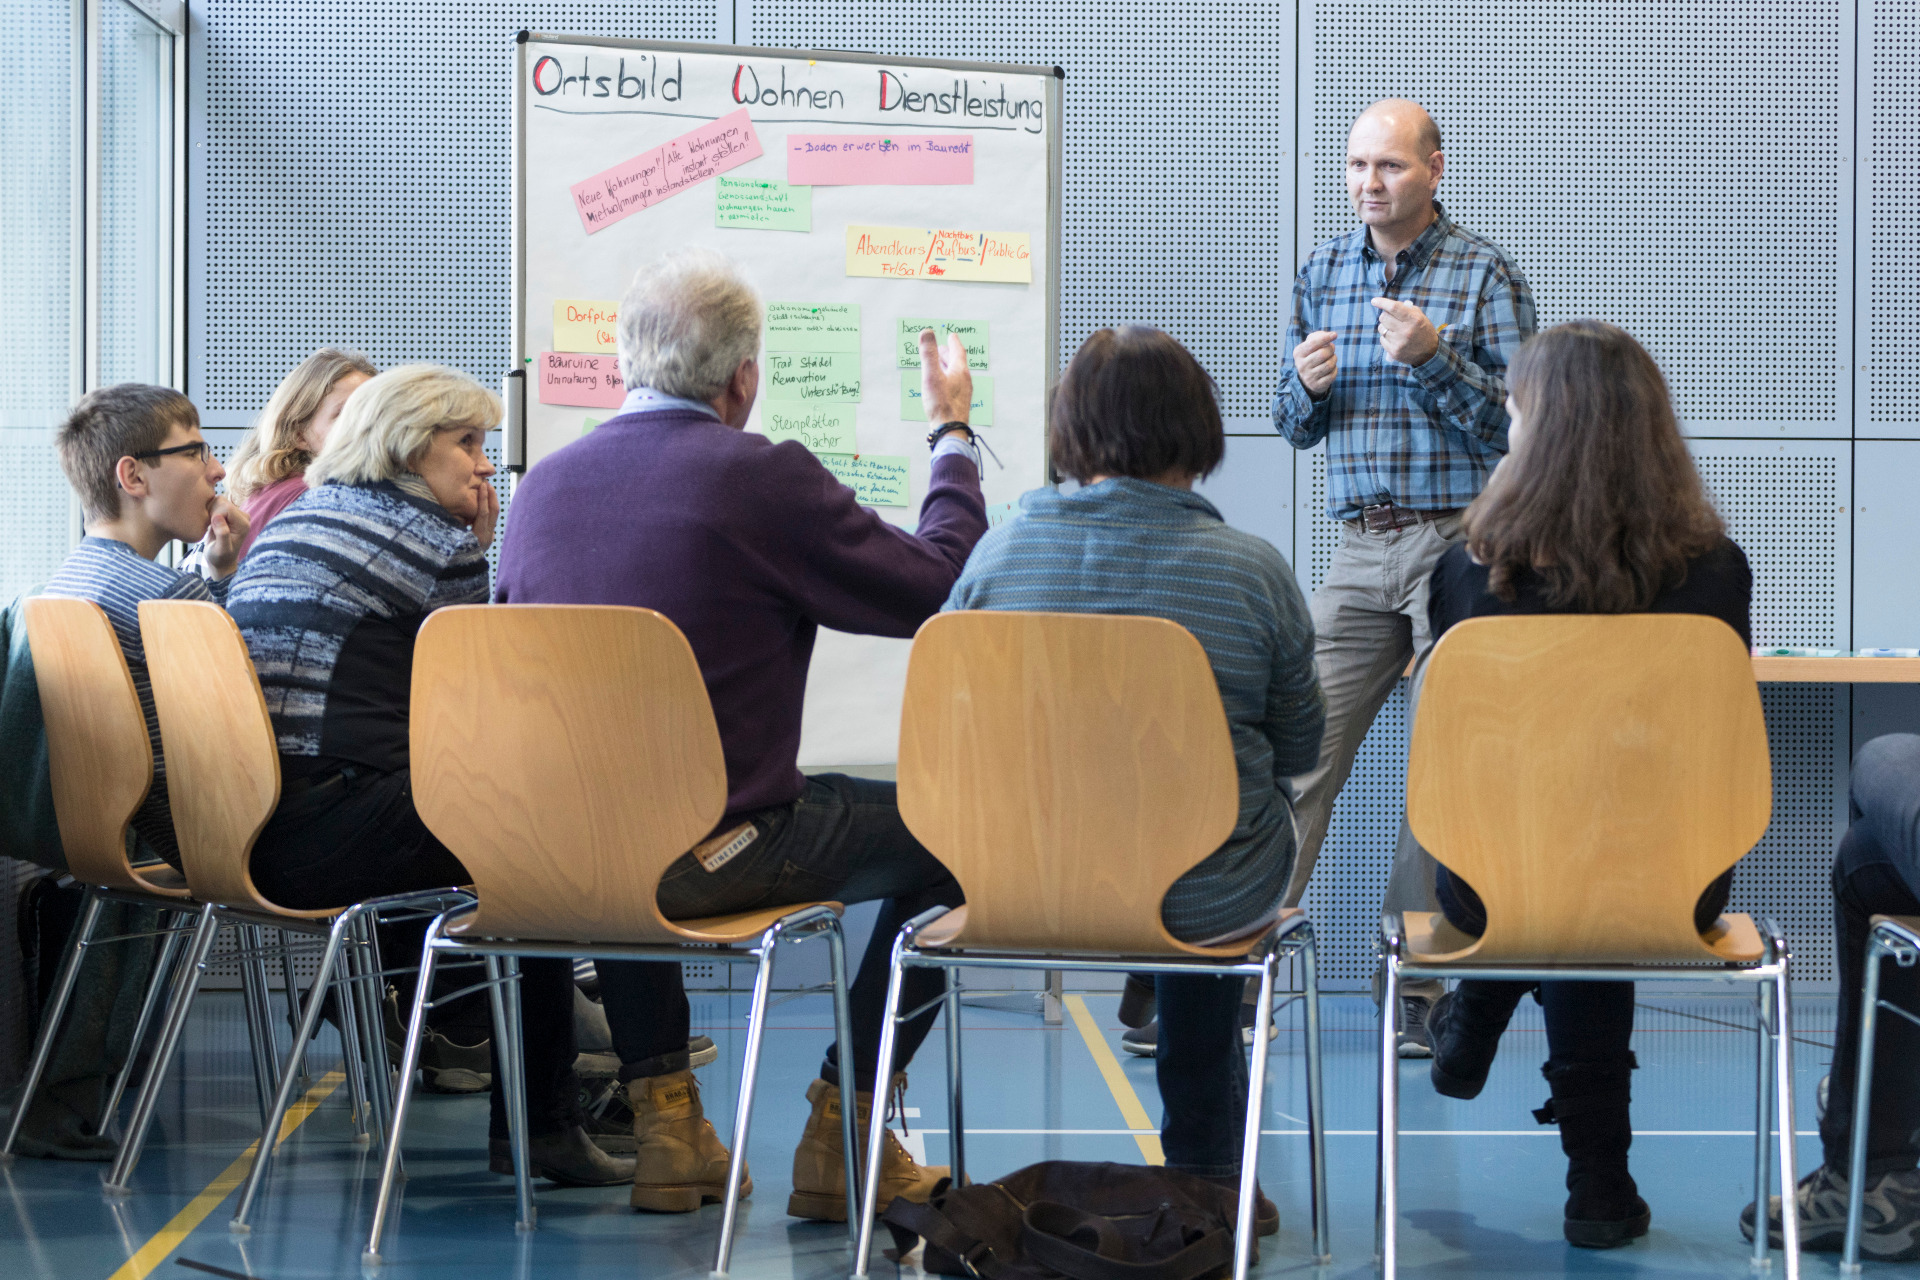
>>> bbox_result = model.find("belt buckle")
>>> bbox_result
[1362,502,1400,533]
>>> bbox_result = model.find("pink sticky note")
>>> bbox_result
[570,108,765,234]
[537,352,625,408]
[786,135,974,186]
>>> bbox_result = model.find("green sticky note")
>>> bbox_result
[768,351,861,402]
[766,302,860,353]
[895,318,990,370]
[582,416,605,436]
[762,404,857,454]
[820,453,912,507]
[901,371,993,426]
[715,176,813,232]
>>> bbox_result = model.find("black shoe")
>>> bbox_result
[689,1034,718,1068]
[1118,975,1157,1029]
[1120,1020,1156,1056]
[489,1124,638,1186]
[1543,1062,1649,1249]
[1426,989,1519,1100]
[1395,994,1434,1059]
[1236,1000,1279,1047]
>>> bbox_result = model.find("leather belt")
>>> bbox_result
[1347,502,1461,534]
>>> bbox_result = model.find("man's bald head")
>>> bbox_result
[1352,99,1441,157]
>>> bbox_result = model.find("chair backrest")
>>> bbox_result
[1406,613,1772,964]
[897,611,1241,955]
[137,600,290,913]
[410,604,728,944]
[22,596,182,896]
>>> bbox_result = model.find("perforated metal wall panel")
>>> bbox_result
[1863,0,1920,434]
[744,1,1295,429]
[1300,0,1852,437]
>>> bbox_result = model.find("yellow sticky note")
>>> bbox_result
[553,299,619,353]
[845,226,1032,283]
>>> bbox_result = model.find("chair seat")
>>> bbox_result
[1871,914,1920,934]
[127,864,193,898]
[444,900,844,948]
[913,904,1302,960]
[1403,909,1766,967]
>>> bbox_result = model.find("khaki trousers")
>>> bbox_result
[1284,514,1465,996]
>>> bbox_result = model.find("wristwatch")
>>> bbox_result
[927,420,972,449]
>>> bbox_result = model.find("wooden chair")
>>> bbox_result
[3,597,201,1161]
[1387,613,1793,1278]
[852,611,1331,1280]
[1841,914,1920,1269]
[132,599,465,1218]
[363,604,859,1274]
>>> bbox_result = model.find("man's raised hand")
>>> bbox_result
[1370,298,1440,367]
[1293,330,1339,398]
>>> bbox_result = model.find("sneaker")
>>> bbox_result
[419,1030,492,1093]
[689,1034,718,1069]
[1237,1001,1280,1047]
[1120,1021,1156,1056]
[1817,1073,1830,1124]
[1396,994,1434,1059]
[1741,1164,1920,1260]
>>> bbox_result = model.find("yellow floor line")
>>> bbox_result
[1063,994,1164,1164]
[107,1069,346,1280]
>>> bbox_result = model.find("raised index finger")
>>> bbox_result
[1370,297,1400,316]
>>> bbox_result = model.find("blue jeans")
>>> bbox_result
[1155,972,1250,1177]
[1821,733,1920,1174]
[596,774,965,1087]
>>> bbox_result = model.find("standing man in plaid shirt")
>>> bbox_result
[1274,99,1536,1054]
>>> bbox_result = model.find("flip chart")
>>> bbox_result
[570,108,763,234]
[820,453,912,506]
[896,318,989,369]
[787,135,974,186]
[553,299,619,353]
[538,352,625,408]
[768,352,861,402]
[762,405,857,453]
[846,226,1032,283]
[716,176,811,231]
[901,371,994,426]
[766,302,860,353]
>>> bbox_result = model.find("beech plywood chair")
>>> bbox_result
[1385,613,1793,1277]
[364,604,858,1275]
[4,597,200,1161]
[851,611,1331,1280]
[133,600,466,1220]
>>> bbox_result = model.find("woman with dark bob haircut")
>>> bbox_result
[1419,320,1752,1250]
[944,326,1325,1228]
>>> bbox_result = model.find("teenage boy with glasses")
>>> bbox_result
[42,383,249,868]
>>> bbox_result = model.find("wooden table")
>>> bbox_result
[1752,657,1920,682]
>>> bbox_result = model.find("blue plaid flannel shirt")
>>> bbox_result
[1273,204,1536,521]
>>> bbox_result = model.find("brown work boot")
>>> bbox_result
[625,1069,749,1213]
[788,1074,947,1222]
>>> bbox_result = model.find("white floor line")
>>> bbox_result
[912,1127,1820,1137]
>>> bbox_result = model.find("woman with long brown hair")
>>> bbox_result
[226,347,376,557]
[1419,320,1751,1249]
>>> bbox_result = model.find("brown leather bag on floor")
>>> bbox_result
[881,1160,1245,1280]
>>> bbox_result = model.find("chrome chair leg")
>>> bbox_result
[851,930,915,1277]
[334,936,374,1147]
[944,973,966,1191]
[498,955,535,1232]
[1753,974,1775,1272]
[106,902,220,1192]
[364,912,447,1264]
[238,925,279,1125]
[825,916,861,1252]
[100,909,190,1141]
[1,889,105,1157]
[714,933,780,1275]
[232,908,360,1232]
[1769,926,1801,1279]
[1843,931,1891,1273]
[1376,940,1402,1279]
[348,915,394,1151]
[277,929,310,1086]
[1232,947,1278,1280]
[1300,925,1331,1264]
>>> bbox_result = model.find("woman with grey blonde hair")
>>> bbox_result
[226,347,376,557]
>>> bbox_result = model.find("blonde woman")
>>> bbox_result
[226,348,375,557]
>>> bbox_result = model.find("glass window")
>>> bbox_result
[95,0,178,388]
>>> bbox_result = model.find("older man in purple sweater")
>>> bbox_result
[495,248,985,1222]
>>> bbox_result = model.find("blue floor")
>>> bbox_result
[0,988,1852,1278]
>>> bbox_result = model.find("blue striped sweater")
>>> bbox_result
[943,479,1325,942]
[228,476,488,774]
[42,537,230,866]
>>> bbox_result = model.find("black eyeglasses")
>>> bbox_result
[131,441,213,465]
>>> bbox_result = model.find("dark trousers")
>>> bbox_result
[1821,733,1920,1175]
[249,766,580,1137]
[1433,865,1733,1079]
[1155,973,1249,1177]
[594,774,965,1089]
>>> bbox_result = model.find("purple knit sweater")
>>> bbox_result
[494,408,987,822]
